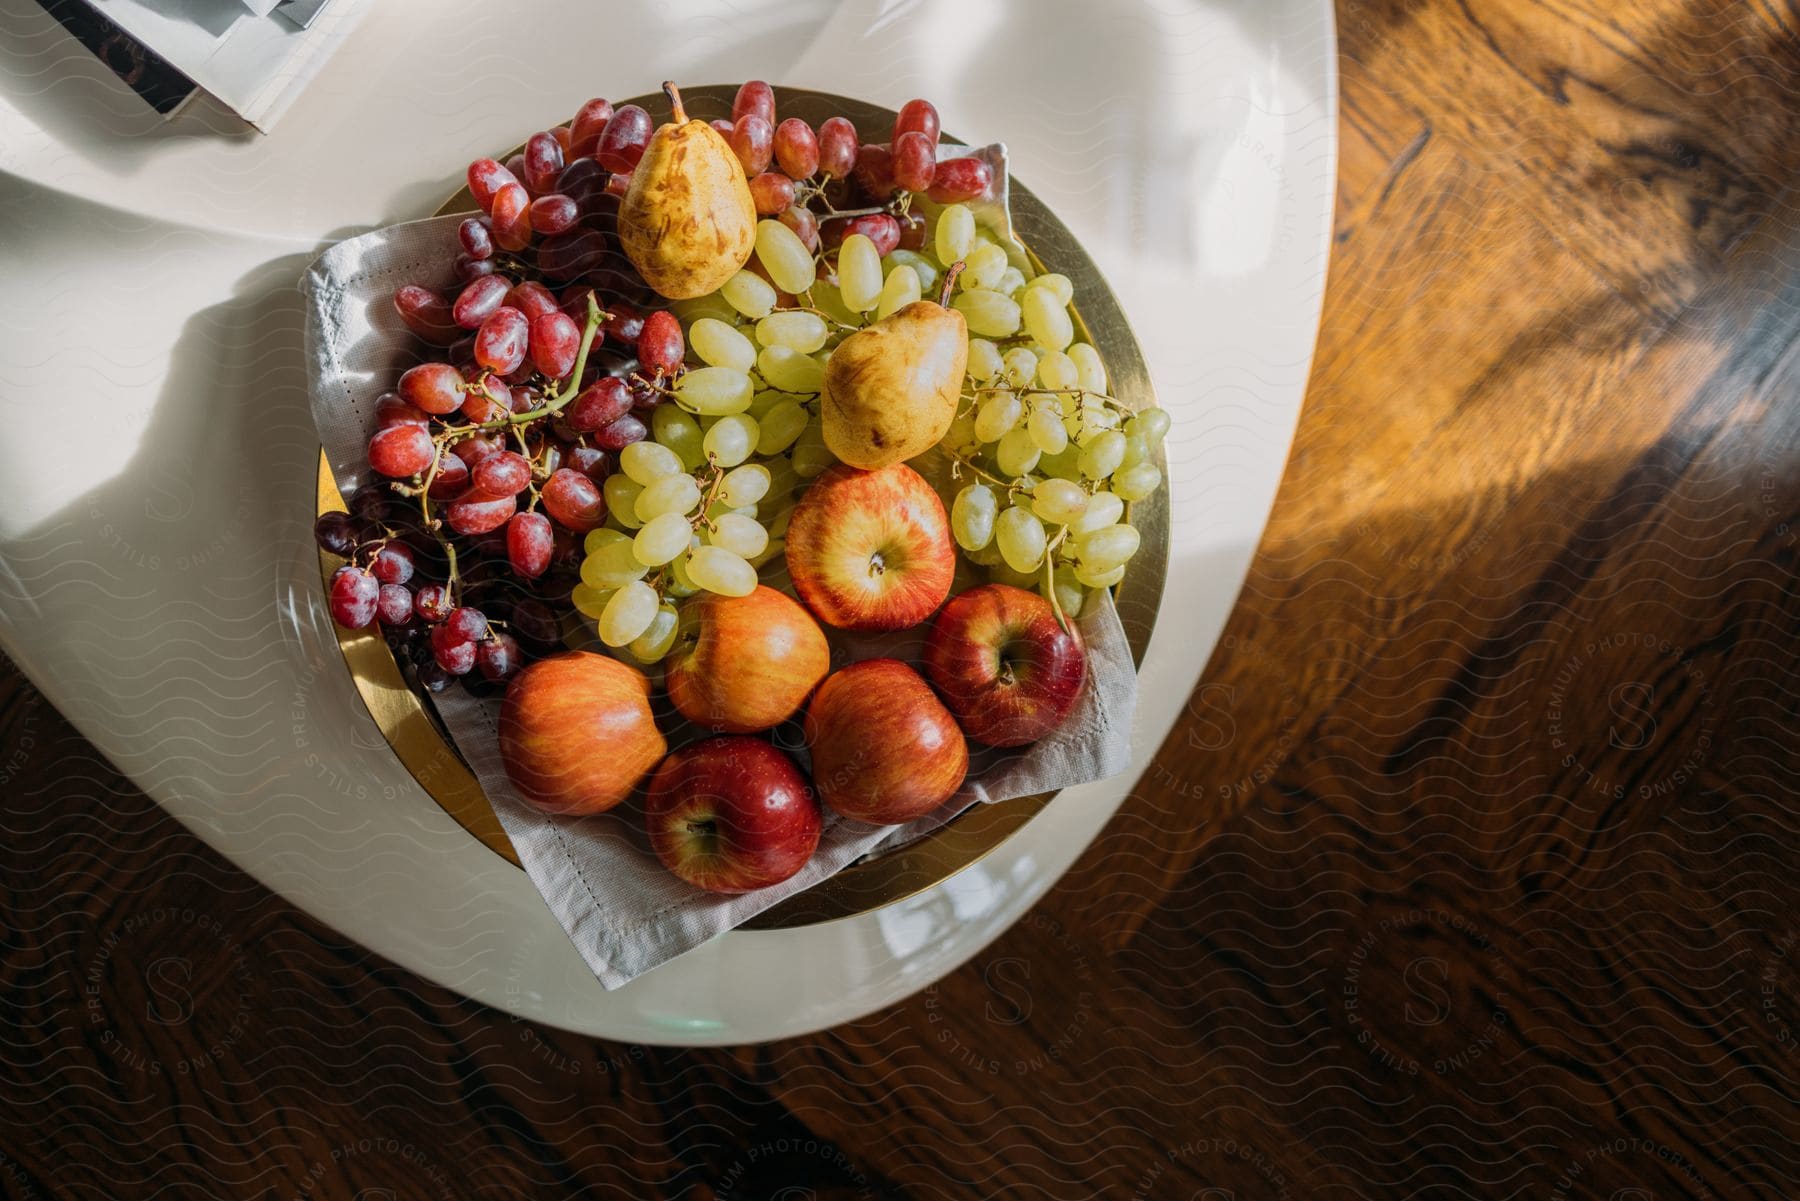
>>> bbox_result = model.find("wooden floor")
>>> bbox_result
[3,1,1799,1196]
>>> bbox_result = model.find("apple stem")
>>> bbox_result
[663,81,687,124]
[938,260,965,306]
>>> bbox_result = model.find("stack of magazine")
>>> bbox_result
[36,0,368,131]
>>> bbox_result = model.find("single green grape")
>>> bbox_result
[689,317,755,372]
[721,270,776,319]
[995,505,1047,572]
[951,483,998,551]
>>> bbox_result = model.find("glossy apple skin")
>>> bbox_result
[923,584,1086,747]
[805,658,968,824]
[665,586,830,732]
[499,652,666,815]
[644,736,822,893]
[784,463,955,632]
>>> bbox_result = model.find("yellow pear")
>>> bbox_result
[822,299,968,469]
[619,83,756,300]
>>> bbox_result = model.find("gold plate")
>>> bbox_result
[317,86,1167,928]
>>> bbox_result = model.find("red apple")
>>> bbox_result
[923,584,1086,747]
[665,586,830,732]
[644,736,822,892]
[784,463,955,631]
[805,658,968,824]
[499,651,665,815]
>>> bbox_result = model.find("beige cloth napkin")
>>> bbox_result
[300,212,1136,988]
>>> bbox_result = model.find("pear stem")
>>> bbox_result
[938,260,965,306]
[663,81,687,124]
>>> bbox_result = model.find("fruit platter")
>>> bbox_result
[305,82,1169,970]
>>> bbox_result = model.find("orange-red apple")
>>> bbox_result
[784,463,954,631]
[498,651,665,815]
[805,658,968,824]
[664,586,830,732]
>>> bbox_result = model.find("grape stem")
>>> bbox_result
[938,260,965,306]
[1043,524,1072,634]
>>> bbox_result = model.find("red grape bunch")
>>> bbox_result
[321,93,714,692]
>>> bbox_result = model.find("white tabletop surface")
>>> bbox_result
[0,0,1336,1042]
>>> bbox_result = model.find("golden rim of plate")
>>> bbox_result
[316,85,1167,929]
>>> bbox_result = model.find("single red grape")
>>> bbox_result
[477,632,525,683]
[817,116,857,180]
[393,286,460,345]
[374,393,428,429]
[842,213,900,255]
[445,494,516,535]
[897,211,926,251]
[893,98,940,146]
[376,583,414,627]
[414,584,453,624]
[852,143,896,198]
[503,281,559,323]
[566,446,611,483]
[540,469,605,531]
[427,451,470,499]
[472,451,532,498]
[329,566,380,628]
[430,625,477,675]
[732,80,775,127]
[490,182,532,251]
[506,512,553,579]
[370,541,416,585]
[555,157,609,211]
[568,377,632,432]
[773,117,819,178]
[927,156,991,202]
[459,381,500,423]
[596,104,652,173]
[592,414,647,451]
[459,217,494,259]
[509,386,542,415]
[313,512,358,556]
[452,274,512,330]
[628,375,662,412]
[602,301,645,345]
[528,193,579,236]
[710,118,734,136]
[779,205,820,253]
[474,307,529,374]
[892,130,937,192]
[530,311,581,379]
[569,98,613,157]
[445,606,489,645]
[637,310,683,375]
[368,425,434,477]
[452,434,504,469]
[455,254,496,283]
[551,125,571,153]
[523,131,564,194]
[749,172,795,216]
[467,158,520,213]
[730,115,773,176]
[397,362,464,415]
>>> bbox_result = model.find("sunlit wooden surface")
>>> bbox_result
[2,1,1797,1195]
